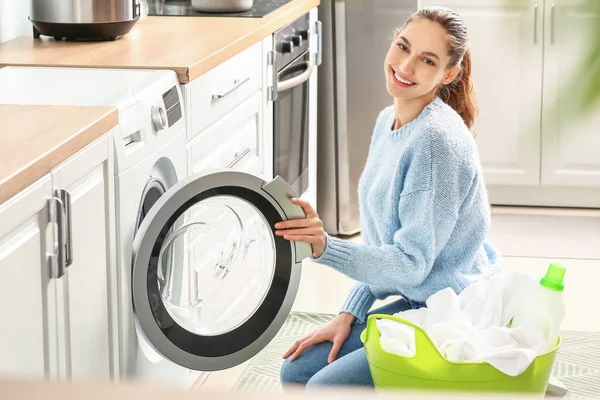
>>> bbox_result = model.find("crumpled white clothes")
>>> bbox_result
[376,270,549,376]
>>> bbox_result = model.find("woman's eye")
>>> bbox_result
[397,43,408,52]
[423,58,435,66]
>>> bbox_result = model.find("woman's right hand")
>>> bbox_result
[282,312,356,364]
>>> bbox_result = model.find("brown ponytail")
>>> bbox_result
[438,46,478,132]
[401,6,479,133]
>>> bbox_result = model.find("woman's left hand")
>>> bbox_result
[274,198,327,258]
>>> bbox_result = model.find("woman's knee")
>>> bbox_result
[280,344,330,388]
[280,357,304,386]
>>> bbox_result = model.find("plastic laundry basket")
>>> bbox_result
[360,314,560,394]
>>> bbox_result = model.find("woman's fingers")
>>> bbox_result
[328,337,344,364]
[275,227,320,236]
[282,334,312,359]
[289,335,321,362]
[275,218,313,229]
[291,197,317,217]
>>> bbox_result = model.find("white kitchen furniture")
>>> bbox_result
[182,7,321,208]
[420,0,600,208]
[0,132,116,382]
[0,66,192,386]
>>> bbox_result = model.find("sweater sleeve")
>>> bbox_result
[314,189,459,288]
[339,282,376,324]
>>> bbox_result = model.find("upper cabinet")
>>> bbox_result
[419,0,600,206]
[541,0,600,187]
[422,0,543,186]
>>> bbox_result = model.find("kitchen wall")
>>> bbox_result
[0,0,31,43]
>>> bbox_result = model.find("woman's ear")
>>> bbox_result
[441,65,461,85]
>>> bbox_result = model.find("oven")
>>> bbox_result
[270,13,313,198]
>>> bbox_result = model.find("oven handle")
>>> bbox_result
[277,61,313,92]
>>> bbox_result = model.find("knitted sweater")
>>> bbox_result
[313,96,500,323]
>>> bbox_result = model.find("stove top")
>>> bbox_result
[148,0,294,18]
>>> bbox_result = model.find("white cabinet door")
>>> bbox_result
[541,0,600,187]
[420,0,543,186]
[0,175,59,380]
[52,133,116,381]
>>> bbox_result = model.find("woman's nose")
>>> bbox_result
[399,58,416,75]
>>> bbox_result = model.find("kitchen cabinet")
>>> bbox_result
[52,133,117,381]
[419,0,600,207]
[0,131,117,382]
[419,0,542,186]
[0,175,59,380]
[540,0,600,187]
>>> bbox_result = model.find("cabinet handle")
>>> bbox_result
[315,20,323,67]
[212,77,250,100]
[48,197,66,279]
[533,4,538,45]
[226,148,252,168]
[550,3,556,44]
[57,189,73,267]
[267,50,278,102]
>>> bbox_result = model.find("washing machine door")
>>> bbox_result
[131,170,312,371]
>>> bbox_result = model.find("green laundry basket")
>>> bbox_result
[360,314,560,394]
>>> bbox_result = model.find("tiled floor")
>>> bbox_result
[198,234,600,391]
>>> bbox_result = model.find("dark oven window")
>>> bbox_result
[274,51,310,197]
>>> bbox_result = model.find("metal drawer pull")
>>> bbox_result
[277,61,314,92]
[49,196,66,279]
[226,148,252,168]
[57,189,73,267]
[212,77,250,99]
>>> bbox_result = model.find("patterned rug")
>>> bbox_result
[232,312,600,399]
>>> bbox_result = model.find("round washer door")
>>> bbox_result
[131,170,312,371]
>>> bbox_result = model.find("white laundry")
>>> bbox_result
[376,271,551,376]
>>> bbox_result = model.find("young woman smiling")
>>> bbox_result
[275,6,501,389]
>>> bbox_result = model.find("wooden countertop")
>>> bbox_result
[0,0,319,83]
[0,105,118,206]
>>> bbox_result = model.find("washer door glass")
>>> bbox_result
[132,171,310,372]
[158,195,276,337]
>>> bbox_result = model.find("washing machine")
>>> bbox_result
[0,67,309,387]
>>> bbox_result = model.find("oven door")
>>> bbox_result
[130,170,312,371]
[273,50,313,198]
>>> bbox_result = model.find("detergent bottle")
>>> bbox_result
[510,263,566,351]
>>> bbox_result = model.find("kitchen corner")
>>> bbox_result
[0,0,319,83]
[0,0,321,391]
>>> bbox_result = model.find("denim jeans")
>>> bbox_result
[280,298,424,390]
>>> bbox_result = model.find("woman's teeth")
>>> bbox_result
[395,72,415,85]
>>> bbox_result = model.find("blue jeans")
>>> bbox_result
[280,298,424,390]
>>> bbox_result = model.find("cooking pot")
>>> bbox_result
[30,0,142,41]
[191,0,254,13]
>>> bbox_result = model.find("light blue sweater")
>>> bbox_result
[314,96,500,323]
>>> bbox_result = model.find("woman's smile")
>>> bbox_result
[390,67,417,88]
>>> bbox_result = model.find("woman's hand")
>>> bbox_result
[274,198,327,258]
[283,312,356,363]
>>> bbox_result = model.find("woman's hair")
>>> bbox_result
[397,7,478,131]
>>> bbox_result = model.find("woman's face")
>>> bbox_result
[384,18,460,100]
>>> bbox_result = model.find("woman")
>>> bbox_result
[275,6,500,389]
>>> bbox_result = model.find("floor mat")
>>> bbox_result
[232,312,600,398]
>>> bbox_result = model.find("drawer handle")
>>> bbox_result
[212,77,250,100]
[227,148,252,168]
[57,189,73,267]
